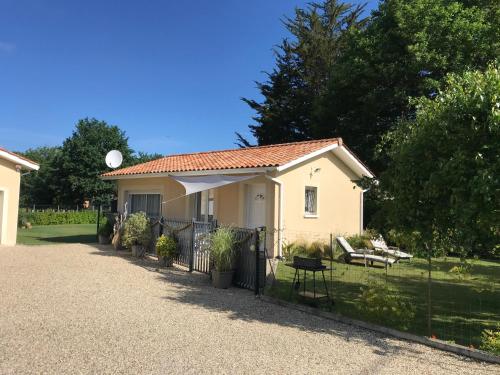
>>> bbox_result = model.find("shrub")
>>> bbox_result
[122,212,152,249]
[307,241,325,259]
[18,210,104,226]
[346,234,373,250]
[156,235,178,258]
[386,229,420,252]
[480,326,500,355]
[210,226,235,272]
[282,240,331,259]
[97,219,113,237]
[358,282,416,331]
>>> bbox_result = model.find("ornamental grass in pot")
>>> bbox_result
[156,234,177,267]
[122,212,152,257]
[210,226,235,289]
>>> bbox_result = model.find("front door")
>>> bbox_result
[245,183,266,229]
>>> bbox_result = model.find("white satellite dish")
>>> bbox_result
[105,150,123,169]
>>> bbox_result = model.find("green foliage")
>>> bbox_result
[359,282,416,331]
[17,146,62,206]
[97,219,113,237]
[241,0,499,176]
[18,210,103,226]
[210,226,235,272]
[346,233,373,250]
[380,65,500,258]
[308,241,326,259]
[282,240,327,259]
[156,235,178,258]
[449,258,476,281]
[58,118,134,204]
[122,212,152,249]
[238,0,366,147]
[480,326,500,355]
[17,118,163,207]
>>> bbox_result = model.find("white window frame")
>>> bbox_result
[127,191,163,218]
[195,189,214,222]
[304,186,319,218]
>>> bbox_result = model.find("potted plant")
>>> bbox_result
[156,234,177,267]
[122,212,152,257]
[210,226,235,289]
[98,220,113,244]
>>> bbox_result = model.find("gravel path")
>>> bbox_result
[0,244,497,375]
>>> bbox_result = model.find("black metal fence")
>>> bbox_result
[263,228,500,352]
[150,218,266,293]
[232,227,267,294]
[152,218,215,274]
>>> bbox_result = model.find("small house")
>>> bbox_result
[0,147,39,245]
[101,138,374,256]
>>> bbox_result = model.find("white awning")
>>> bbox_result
[171,174,258,196]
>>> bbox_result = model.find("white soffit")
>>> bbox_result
[0,150,39,171]
[332,146,374,179]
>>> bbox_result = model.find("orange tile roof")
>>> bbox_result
[0,147,39,166]
[102,138,341,177]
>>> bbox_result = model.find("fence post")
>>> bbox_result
[189,220,195,272]
[254,227,264,296]
[96,204,101,241]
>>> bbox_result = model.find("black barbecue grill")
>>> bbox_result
[286,256,334,306]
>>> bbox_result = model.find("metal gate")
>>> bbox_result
[152,218,266,292]
[160,219,215,274]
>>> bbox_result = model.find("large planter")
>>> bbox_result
[158,255,174,267]
[98,234,111,245]
[211,270,234,289]
[131,245,144,257]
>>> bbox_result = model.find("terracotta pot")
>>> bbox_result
[211,270,234,289]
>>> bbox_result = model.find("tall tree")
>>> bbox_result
[314,0,500,172]
[18,146,62,206]
[237,0,367,147]
[58,118,134,204]
[379,65,500,259]
[241,0,499,174]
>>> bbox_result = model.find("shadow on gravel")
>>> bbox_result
[88,245,481,372]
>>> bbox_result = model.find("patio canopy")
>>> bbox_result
[171,174,258,196]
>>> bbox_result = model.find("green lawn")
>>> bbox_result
[17,224,97,245]
[267,254,500,349]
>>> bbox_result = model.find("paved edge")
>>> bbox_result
[260,295,500,365]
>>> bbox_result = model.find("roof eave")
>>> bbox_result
[0,149,40,171]
[100,167,275,180]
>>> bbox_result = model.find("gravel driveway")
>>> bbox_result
[0,244,497,375]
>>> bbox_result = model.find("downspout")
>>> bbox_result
[265,175,284,258]
[360,187,370,233]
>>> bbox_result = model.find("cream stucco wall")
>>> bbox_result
[0,158,21,245]
[114,151,363,257]
[273,151,362,247]
[117,177,190,219]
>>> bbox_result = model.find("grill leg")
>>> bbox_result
[289,268,298,300]
[322,270,334,307]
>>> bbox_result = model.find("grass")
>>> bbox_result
[267,253,500,349]
[17,224,97,245]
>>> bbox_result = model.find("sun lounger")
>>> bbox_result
[371,237,413,261]
[336,236,395,268]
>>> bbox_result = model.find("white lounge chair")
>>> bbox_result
[371,237,413,261]
[336,237,395,268]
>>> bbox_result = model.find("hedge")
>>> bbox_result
[18,210,104,226]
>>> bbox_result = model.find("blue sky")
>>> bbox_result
[0,0,377,155]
